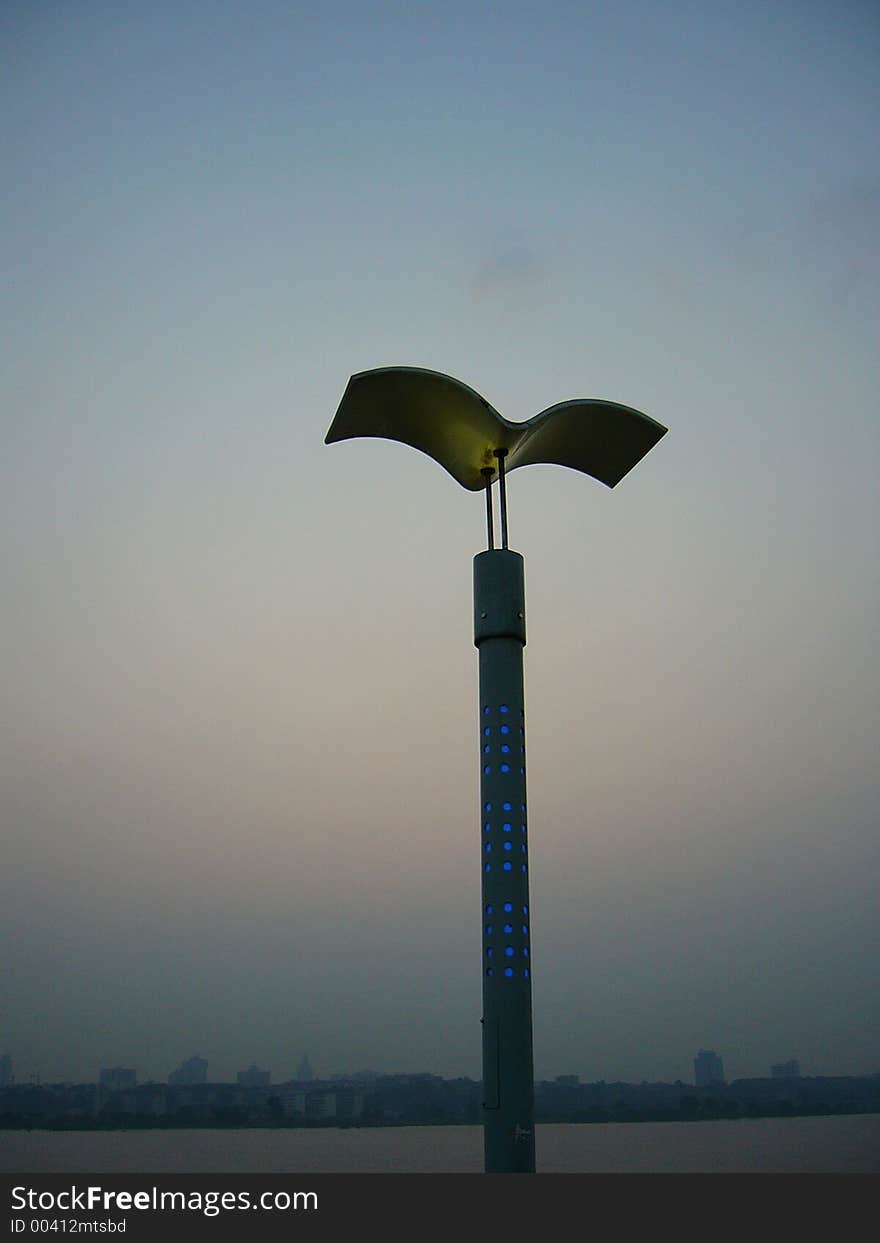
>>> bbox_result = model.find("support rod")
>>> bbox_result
[494,449,509,550]
[482,467,495,551]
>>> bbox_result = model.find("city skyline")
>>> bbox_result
[0,1044,868,1089]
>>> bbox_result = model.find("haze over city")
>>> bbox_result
[2,2,878,1089]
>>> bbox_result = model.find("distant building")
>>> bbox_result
[0,1054,12,1086]
[99,1067,136,1090]
[306,1090,336,1119]
[771,1059,801,1079]
[237,1064,271,1087]
[168,1055,208,1086]
[296,1054,314,1082]
[555,1075,580,1086]
[278,1086,307,1119]
[694,1049,724,1087]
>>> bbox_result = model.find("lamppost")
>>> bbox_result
[325,367,667,1173]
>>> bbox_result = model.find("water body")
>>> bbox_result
[2,1116,878,1173]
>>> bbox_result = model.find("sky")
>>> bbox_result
[2,0,878,1088]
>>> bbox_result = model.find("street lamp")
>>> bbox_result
[325,367,667,1173]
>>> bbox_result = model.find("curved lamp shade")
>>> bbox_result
[325,366,667,491]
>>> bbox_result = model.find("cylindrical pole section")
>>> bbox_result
[474,548,534,1173]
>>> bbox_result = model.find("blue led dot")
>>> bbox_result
[484,823,491,833]
[505,946,515,957]
[503,923,513,934]
[519,767,525,774]
[523,947,529,957]
[522,925,528,935]
[486,967,495,977]
[524,968,529,978]
[504,967,514,978]
[485,904,494,914]
[501,744,510,754]
[503,861,512,872]
[483,727,491,736]
[483,765,491,775]
[504,903,513,913]
[519,727,524,736]
[521,804,526,812]
[502,823,511,833]
[484,843,492,853]
[486,947,493,958]
[500,704,509,713]
[485,802,492,812]
[483,706,490,715]
[521,864,527,872]
[503,801,512,811]
[503,842,512,851]
[522,905,528,915]
[501,724,510,735]
[483,745,490,754]
[521,844,526,852]
[485,924,493,935]
[484,863,491,873]
[501,764,510,773]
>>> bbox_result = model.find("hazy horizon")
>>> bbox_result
[3,1,878,1089]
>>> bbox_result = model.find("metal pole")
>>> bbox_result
[474,547,534,1173]
[494,449,509,550]
[482,467,495,551]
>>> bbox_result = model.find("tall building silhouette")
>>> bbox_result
[168,1055,208,1085]
[237,1064,271,1086]
[99,1067,136,1090]
[296,1053,314,1082]
[771,1059,801,1079]
[693,1049,724,1087]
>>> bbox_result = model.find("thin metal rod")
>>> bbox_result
[482,467,495,550]
[494,449,509,549]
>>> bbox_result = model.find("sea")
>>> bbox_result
[2,1115,878,1173]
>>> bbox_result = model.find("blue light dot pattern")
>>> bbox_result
[480,704,531,989]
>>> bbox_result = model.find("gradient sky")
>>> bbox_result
[2,0,878,1087]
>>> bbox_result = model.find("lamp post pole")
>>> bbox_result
[476,452,534,1172]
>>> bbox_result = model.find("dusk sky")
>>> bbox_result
[3,1,878,1088]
